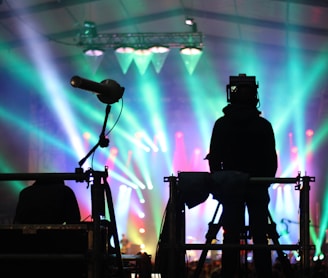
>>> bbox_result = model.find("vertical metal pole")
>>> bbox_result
[91,172,105,278]
[299,176,311,277]
[104,179,124,277]
[167,175,178,278]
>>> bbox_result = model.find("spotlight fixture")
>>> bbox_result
[83,21,98,38]
[185,17,198,32]
[134,48,152,56]
[313,253,325,262]
[185,17,194,26]
[150,46,170,73]
[149,45,170,54]
[81,21,105,56]
[180,47,202,55]
[83,48,104,57]
[77,21,204,73]
[115,46,135,54]
[180,46,203,75]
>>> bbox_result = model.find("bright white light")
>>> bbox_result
[150,46,170,53]
[115,46,135,54]
[135,49,152,56]
[180,47,202,55]
[84,48,104,56]
[155,132,168,152]
[185,18,194,26]
[19,22,86,163]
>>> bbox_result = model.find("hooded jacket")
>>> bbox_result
[208,103,277,179]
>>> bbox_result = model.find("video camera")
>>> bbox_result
[226,74,259,105]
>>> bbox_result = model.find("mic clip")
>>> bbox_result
[99,134,110,148]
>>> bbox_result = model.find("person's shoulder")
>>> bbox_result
[214,116,228,128]
[62,184,75,192]
[19,182,37,193]
[257,116,274,128]
[258,116,273,124]
[62,185,78,198]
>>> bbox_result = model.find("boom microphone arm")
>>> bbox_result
[79,104,111,167]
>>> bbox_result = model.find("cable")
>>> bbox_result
[90,98,124,169]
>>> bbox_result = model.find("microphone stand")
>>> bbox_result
[78,104,111,168]
[78,103,124,277]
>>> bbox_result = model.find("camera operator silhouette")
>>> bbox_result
[206,74,278,277]
[13,178,81,224]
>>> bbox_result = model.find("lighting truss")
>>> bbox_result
[77,32,204,50]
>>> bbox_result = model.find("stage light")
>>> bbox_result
[149,46,170,54]
[185,17,198,32]
[115,46,135,54]
[134,48,153,75]
[313,253,325,262]
[77,26,204,74]
[180,47,203,75]
[83,21,98,38]
[180,47,202,55]
[115,47,135,74]
[185,17,194,26]
[82,21,104,57]
[134,48,152,56]
[83,48,104,57]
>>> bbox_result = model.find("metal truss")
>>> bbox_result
[77,31,204,49]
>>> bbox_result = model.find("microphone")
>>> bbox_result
[70,76,125,104]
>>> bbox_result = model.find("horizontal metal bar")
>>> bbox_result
[0,172,87,182]
[0,168,109,182]
[183,243,302,251]
[249,177,299,184]
[0,254,87,260]
[78,32,204,49]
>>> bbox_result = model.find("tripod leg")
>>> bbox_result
[105,181,124,277]
[267,211,294,277]
[193,202,222,278]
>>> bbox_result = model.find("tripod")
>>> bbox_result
[192,201,293,278]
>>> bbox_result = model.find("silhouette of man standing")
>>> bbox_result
[120,233,130,254]
[207,74,278,277]
[14,178,81,224]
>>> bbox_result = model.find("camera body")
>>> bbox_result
[226,74,259,106]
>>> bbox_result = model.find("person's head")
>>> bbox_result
[226,74,259,107]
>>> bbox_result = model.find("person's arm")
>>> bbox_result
[208,119,225,172]
[263,121,278,177]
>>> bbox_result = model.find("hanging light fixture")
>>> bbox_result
[115,46,135,54]
[149,45,170,54]
[134,48,152,56]
[185,17,198,32]
[150,45,170,73]
[180,47,202,55]
[114,47,135,74]
[77,20,204,74]
[134,48,153,75]
[180,46,203,75]
[81,21,104,56]
[83,48,104,56]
